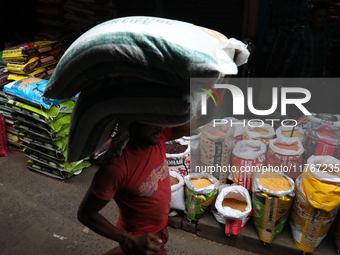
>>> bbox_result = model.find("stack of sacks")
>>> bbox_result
[0,66,11,87]
[0,91,21,148]
[64,0,116,32]
[42,16,250,163]
[0,41,64,86]
[3,77,91,180]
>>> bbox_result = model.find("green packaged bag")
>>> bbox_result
[18,133,68,152]
[7,99,74,123]
[26,159,91,180]
[23,147,89,172]
[184,173,219,221]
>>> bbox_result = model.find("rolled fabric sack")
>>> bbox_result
[43,16,249,99]
[67,77,193,162]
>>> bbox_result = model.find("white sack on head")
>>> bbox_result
[67,77,193,162]
[43,16,249,99]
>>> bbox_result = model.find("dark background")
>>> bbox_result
[1,0,339,118]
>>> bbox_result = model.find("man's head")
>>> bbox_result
[128,122,164,150]
[311,2,329,30]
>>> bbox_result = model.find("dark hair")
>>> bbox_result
[311,2,329,16]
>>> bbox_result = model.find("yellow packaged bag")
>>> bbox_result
[302,155,340,212]
[252,170,295,244]
[290,175,339,253]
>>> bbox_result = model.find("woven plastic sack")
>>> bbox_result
[43,16,249,99]
[66,77,192,162]
[200,123,234,184]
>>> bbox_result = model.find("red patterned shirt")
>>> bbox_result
[91,128,171,235]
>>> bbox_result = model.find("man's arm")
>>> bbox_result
[77,188,162,254]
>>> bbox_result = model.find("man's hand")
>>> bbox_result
[124,232,162,255]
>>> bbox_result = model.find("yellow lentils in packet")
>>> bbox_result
[252,170,295,244]
[184,173,219,221]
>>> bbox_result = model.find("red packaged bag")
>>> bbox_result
[0,114,9,157]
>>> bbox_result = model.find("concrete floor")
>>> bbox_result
[0,149,258,255]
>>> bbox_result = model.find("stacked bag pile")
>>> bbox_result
[0,91,21,148]
[0,41,64,88]
[2,77,91,179]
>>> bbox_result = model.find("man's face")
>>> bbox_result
[312,9,328,30]
[129,123,164,147]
